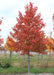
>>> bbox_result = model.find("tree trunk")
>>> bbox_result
[41,54,43,61]
[49,51,51,61]
[37,53,39,64]
[4,49,6,55]
[1,50,2,54]
[10,51,12,64]
[28,50,30,75]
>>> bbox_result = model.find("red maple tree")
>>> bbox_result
[6,2,48,75]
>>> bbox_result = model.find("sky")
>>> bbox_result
[0,0,54,44]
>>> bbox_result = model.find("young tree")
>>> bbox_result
[46,33,54,63]
[4,37,14,64]
[46,32,54,53]
[7,2,48,75]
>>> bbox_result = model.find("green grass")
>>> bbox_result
[0,54,54,73]
[45,68,54,73]
[0,67,28,73]
[0,67,54,73]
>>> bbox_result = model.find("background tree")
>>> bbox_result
[7,2,48,75]
[4,36,14,64]
[46,32,54,54]
[46,32,54,62]
[0,18,3,53]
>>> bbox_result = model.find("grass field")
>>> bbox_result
[0,67,54,73]
[0,53,54,73]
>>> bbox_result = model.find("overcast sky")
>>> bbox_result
[0,0,54,43]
